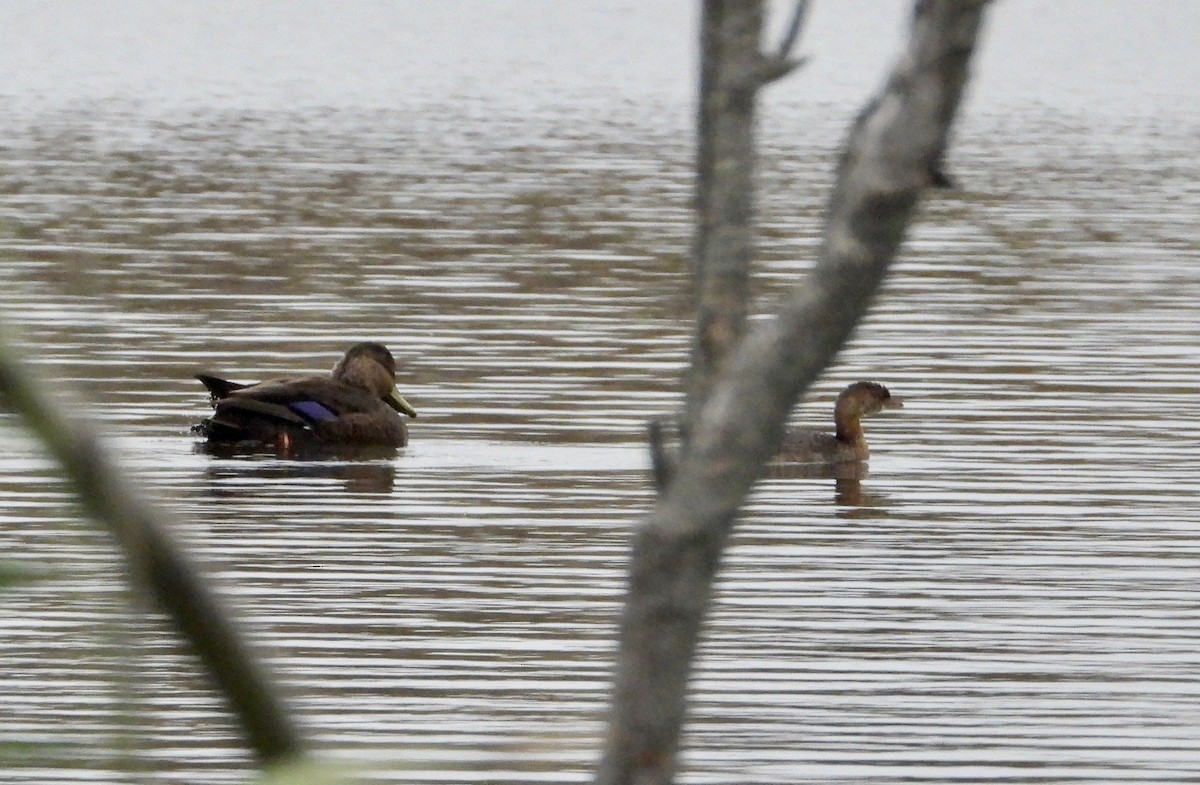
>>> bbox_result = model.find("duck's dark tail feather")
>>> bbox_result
[195,374,248,401]
[194,396,318,444]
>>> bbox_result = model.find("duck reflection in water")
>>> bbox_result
[199,454,399,495]
[192,342,417,455]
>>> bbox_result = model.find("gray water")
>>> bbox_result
[2,2,1200,783]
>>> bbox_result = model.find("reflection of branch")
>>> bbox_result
[0,321,306,765]
[601,2,991,783]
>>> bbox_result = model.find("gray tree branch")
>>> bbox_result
[598,2,991,783]
[760,0,811,83]
[0,320,307,766]
[679,1,764,459]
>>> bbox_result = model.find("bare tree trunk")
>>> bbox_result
[597,3,990,784]
[680,1,763,443]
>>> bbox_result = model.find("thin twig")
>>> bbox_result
[775,0,810,61]
[758,0,811,83]
[647,419,673,492]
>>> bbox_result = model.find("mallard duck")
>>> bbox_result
[777,381,901,463]
[194,342,417,450]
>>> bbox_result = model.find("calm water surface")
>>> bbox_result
[2,2,1200,784]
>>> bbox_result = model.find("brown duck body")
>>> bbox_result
[777,381,901,464]
[194,342,417,450]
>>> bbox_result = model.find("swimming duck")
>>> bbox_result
[194,342,417,450]
[777,381,901,464]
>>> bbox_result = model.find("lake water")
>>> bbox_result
[2,2,1200,783]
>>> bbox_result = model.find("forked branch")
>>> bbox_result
[760,0,811,83]
[600,3,991,783]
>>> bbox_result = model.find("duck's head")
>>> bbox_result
[333,342,418,418]
[835,381,902,420]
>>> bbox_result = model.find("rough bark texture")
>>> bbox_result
[0,323,306,766]
[597,3,990,784]
[680,1,763,445]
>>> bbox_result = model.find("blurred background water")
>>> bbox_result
[2,1,1199,783]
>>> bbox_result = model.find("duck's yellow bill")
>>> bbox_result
[388,388,418,418]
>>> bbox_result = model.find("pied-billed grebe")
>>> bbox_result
[777,381,901,464]
[193,342,417,449]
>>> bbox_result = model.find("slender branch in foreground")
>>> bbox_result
[599,3,991,784]
[0,321,307,766]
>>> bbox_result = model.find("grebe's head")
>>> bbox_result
[835,381,902,420]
